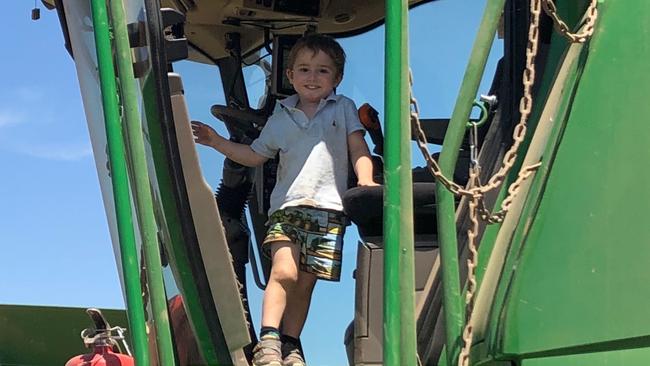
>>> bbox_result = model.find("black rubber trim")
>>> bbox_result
[54,0,73,58]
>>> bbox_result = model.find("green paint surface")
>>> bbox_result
[0,305,127,365]
[500,0,650,356]
[521,346,650,366]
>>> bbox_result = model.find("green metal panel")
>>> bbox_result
[498,0,650,357]
[0,305,127,365]
[488,43,588,355]
[520,346,650,366]
[470,0,589,358]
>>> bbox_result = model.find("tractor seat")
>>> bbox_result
[342,182,437,238]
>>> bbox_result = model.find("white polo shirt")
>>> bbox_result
[250,93,364,215]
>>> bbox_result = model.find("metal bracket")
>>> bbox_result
[161,8,188,63]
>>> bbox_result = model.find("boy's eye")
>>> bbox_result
[298,67,309,72]
[319,68,331,74]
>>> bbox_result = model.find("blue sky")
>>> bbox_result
[1,1,498,365]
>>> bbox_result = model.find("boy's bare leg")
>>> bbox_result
[281,271,317,338]
[262,241,300,329]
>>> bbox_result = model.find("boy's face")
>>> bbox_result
[287,49,342,105]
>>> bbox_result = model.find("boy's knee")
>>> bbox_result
[271,265,299,288]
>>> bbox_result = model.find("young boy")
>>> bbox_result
[192,34,376,366]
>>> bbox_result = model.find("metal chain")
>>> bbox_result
[410,0,543,203]
[456,167,482,366]
[410,103,469,197]
[457,0,543,364]
[476,0,541,197]
[542,0,598,43]
[409,71,468,197]
[478,161,542,223]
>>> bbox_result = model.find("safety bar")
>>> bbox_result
[109,0,177,364]
[89,1,151,364]
[435,0,506,364]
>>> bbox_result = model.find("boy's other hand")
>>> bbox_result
[191,120,219,147]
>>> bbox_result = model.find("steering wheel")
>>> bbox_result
[210,104,267,137]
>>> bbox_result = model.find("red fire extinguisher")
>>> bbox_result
[65,308,134,366]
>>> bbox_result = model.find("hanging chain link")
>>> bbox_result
[542,0,598,43]
[458,0,542,364]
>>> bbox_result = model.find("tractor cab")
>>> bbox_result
[44,0,525,365]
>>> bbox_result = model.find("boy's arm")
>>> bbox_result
[192,121,268,167]
[348,130,379,186]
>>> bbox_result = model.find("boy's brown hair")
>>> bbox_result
[287,34,346,77]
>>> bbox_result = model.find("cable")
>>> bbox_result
[242,52,271,66]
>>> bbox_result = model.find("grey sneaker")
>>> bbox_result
[252,335,283,366]
[283,348,306,366]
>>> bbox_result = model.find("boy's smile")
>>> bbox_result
[287,49,342,107]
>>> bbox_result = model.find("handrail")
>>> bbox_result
[109,0,177,365]
[384,0,417,365]
[248,238,267,290]
[89,0,150,364]
[435,0,506,364]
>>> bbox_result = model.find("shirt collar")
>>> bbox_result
[278,91,339,110]
[278,92,339,128]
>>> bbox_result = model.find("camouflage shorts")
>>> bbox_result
[262,206,346,281]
